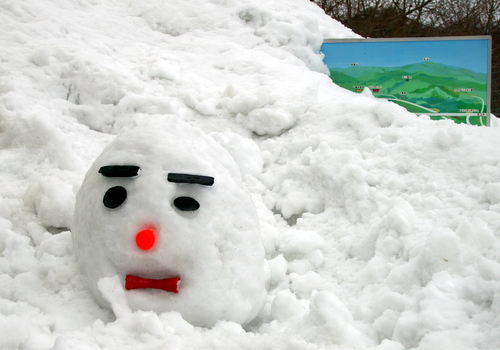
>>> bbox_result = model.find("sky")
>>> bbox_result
[321,37,490,74]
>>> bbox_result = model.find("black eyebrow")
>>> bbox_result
[168,173,214,186]
[99,165,141,178]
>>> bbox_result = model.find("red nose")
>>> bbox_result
[135,227,156,250]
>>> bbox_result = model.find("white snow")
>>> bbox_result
[72,117,267,327]
[0,0,499,349]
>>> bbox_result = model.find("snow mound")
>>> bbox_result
[0,0,499,349]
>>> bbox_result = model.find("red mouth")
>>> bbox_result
[125,275,180,293]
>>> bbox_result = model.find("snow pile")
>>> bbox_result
[1,0,499,349]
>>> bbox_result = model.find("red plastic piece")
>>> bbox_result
[125,275,180,293]
[135,227,156,250]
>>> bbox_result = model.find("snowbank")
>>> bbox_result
[0,0,499,349]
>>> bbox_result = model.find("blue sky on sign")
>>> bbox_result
[321,38,489,74]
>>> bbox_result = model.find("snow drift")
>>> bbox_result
[0,0,499,349]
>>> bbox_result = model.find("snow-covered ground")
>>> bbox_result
[1,0,499,349]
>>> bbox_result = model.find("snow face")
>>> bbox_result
[72,117,266,327]
[1,0,500,349]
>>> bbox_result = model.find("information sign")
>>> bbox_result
[321,36,492,126]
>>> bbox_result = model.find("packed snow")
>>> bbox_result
[1,0,499,349]
[72,117,267,327]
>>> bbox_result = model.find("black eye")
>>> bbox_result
[103,186,127,209]
[173,196,200,211]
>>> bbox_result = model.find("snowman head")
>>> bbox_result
[72,117,266,327]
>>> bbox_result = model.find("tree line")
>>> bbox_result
[313,0,500,116]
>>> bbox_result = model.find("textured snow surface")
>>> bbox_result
[0,0,499,349]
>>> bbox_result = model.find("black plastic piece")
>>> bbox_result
[103,186,127,209]
[168,173,214,186]
[99,165,140,178]
[173,196,200,211]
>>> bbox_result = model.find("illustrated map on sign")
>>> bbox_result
[321,37,491,126]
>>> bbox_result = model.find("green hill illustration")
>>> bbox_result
[329,61,488,124]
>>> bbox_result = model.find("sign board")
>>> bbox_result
[321,36,492,126]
